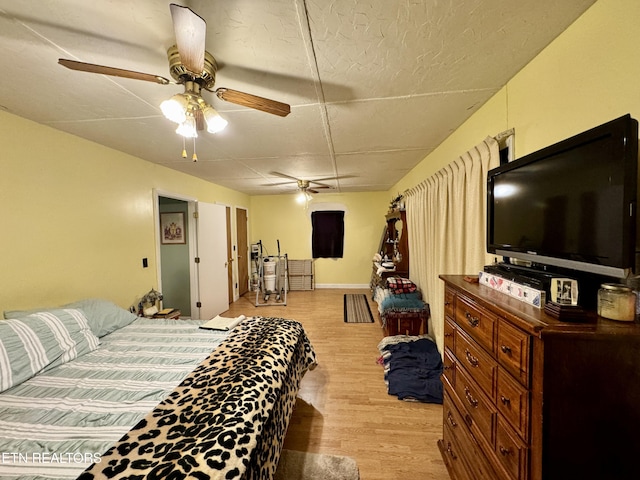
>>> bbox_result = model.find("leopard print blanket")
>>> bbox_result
[78,316,316,480]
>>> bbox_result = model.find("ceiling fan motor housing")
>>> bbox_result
[167,45,217,89]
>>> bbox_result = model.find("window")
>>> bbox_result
[311,211,344,258]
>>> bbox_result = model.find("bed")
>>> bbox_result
[0,300,316,480]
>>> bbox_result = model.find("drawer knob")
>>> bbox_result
[444,332,453,337]
[500,395,511,405]
[447,411,458,428]
[465,349,479,367]
[464,386,479,408]
[499,446,513,456]
[465,312,480,327]
[500,345,512,354]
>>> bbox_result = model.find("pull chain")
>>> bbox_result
[192,137,198,162]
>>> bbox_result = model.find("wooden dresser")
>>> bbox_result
[439,275,640,480]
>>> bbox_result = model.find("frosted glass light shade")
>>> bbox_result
[176,116,198,138]
[160,94,189,123]
[202,105,228,133]
[296,191,312,204]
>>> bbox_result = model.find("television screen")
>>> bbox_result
[487,114,638,278]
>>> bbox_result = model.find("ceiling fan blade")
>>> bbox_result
[262,181,297,187]
[308,189,320,194]
[271,172,300,182]
[170,3,206,75]
[216,88,291,117]
[58,59,170,85]
[309,175,354,183]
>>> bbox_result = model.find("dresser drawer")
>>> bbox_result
[497,366,530,441]
[455,328,497,399]
[455,295,497,354]
[443,349,456,388]
[444,389,505,480]
[497,319,531,387]
[441,429,473,480]
[445,288,455,319]
[496,416,528,480]
[444,317,456,352]
[454,367,497,447]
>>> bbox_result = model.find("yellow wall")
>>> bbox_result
[394,0,640,194]
[0,111,249,313]
[249,192,389,286]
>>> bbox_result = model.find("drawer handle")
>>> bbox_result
[464,349,479,367]
[500,345,512,354]
[464,414,473,427]
[447,411,458,428]
[465,312,480,327]
[444,332,453,337]
[446,442,458,460]
[500,395,511,405]
[499,446,513,456]
[464,386,479,408]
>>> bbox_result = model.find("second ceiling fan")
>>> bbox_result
[58,3,290,141]
[270,172,337,195]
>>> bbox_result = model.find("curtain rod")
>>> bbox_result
[494,128,515,142]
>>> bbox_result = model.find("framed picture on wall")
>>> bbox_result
[160,212,186,244]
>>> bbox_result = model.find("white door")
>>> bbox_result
[193,202,229,320]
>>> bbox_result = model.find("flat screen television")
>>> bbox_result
[487,114,639,278]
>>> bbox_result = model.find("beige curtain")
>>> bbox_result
[405,136,500,355]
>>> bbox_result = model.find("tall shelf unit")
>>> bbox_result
[372,210,409,288]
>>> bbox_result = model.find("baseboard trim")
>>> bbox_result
[315,283,370,289]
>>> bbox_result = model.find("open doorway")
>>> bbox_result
[158,196,192,316]
[154,190,236,320]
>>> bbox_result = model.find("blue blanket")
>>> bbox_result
[382,338,443,403]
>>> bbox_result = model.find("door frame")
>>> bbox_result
[153,189,199,314]
[236,206,249,297]
[214,201,238,303]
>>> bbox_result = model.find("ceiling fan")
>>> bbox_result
[270,172,337,195]
[58,3,290,143]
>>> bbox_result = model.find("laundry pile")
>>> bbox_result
[377,335,443,404]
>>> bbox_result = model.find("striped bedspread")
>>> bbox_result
[0,318,230,479]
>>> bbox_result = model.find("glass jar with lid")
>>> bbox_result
[597,283,636,321]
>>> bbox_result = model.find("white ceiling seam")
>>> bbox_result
[295,0,341,191]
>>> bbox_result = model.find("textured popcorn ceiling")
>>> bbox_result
[0,0,596,195]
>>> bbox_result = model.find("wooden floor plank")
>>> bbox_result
[223,288,449,480]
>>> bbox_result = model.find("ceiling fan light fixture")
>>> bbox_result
[296,190,312,204]
[160,94,189,123]
[201,104,228,133]
[176,115,198,138]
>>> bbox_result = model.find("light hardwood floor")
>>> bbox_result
[222,288,449,480]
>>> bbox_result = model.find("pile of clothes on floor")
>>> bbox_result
[377,335,443,404]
